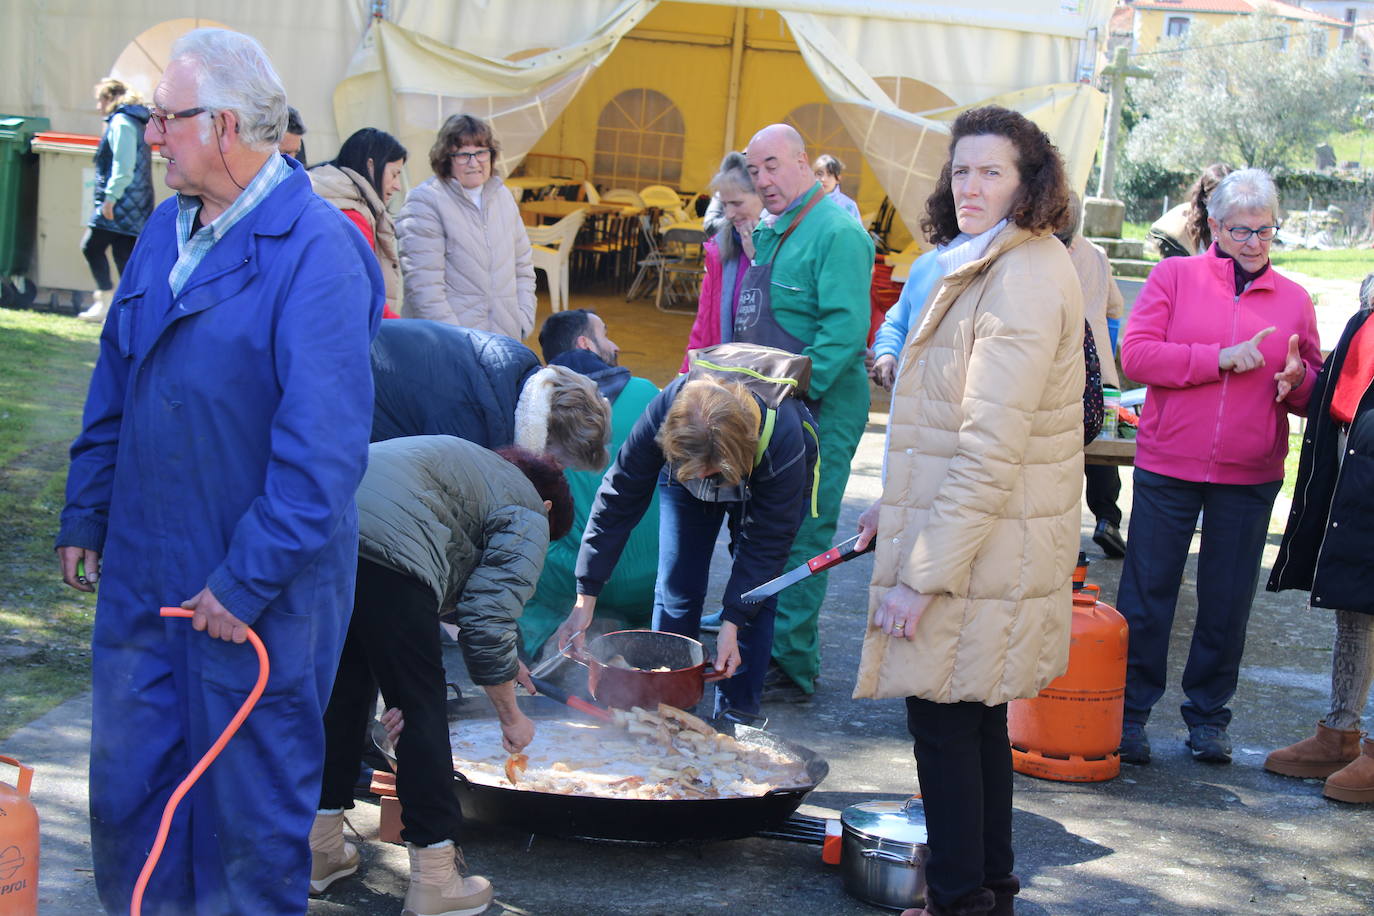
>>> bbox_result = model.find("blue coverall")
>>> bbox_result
[57,158,383,915]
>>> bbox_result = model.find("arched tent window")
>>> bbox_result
[593,89,685,190]
[784,102,860,200]
[109,18,231,102]
[872,77,955,115]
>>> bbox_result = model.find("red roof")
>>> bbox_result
[1128,0,1347,25]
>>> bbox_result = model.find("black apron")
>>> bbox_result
[733,192,823,355]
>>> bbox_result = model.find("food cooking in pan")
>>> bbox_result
[451,704,809,800]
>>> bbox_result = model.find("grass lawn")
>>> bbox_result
[1270,248,1374,282]
[0,309,101,740]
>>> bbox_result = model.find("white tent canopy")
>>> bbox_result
[335,0,1109,236]
[3,1,1112,240]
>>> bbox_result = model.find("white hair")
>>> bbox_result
[1208,168,1280,225]
[170,28,288,153]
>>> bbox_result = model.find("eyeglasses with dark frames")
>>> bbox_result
[1221,223,1279,243]
[148,106,209,133]
[450,149,493,164]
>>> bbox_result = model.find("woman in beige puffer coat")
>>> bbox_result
[397,114,536,339]
[853,107,1084,916]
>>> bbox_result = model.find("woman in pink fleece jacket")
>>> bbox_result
[680,152,763,372]
[1115,168,1323,767]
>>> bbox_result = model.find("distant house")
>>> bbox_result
[1292,0,1374,64]
[1115,0,1349,57]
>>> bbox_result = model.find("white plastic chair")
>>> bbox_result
[527,208,587,313]
[602,188,646,207]
[639,184,682,209]
[581,181,601,204]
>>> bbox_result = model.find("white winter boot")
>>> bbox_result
[78,289,109,323]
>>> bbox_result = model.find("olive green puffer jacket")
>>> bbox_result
[357,436,548,685]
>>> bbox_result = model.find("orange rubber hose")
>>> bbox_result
[129,607,270,916]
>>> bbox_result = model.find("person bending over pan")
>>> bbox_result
[555,373,816,723]
[310,436,571,916]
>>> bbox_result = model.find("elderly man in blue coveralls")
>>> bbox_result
[54,28,382,915]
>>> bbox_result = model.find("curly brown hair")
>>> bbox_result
[920,106,1071,248]
[1186,162,1233,251]
[497,446,574,541]
[428,114,501,180]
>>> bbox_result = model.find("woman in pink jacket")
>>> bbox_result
[680,152,763,372]
[1117,168,1322,766]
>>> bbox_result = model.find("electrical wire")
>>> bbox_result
[1136,29,1336,57]
[130,607,269,916]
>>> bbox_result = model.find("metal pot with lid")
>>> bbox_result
[840,796,929,910]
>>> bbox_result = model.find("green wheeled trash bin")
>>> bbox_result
[0,115,50,306]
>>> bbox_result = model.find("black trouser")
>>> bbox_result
[906,697,1014,907]
[1084,463,1122,527]
[81,227,137,291]
[320,559,463,846]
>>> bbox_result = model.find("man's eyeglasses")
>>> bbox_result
[450,149,492,165]
[148,106,208,133]
[1221,223,1279,243]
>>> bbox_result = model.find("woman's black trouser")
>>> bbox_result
[319,558,463,846]
[81,227,136,291]
[906,697,1015,907]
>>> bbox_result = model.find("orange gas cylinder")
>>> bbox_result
[1008,573,1128,783]
[0,755,39,915]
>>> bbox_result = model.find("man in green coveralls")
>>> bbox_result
[742,124,873,701]
[518,309,660,657]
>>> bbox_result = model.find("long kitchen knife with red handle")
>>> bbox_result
[740,534,876,604]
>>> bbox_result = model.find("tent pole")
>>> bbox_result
[723,6,745,155]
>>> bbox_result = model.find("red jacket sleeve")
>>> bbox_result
[342,209,376,251]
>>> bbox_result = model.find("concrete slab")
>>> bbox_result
[10,418,1372,914]
[6,290,1371,914]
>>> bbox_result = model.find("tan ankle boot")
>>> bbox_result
[1324,738,1374,804]
[403,842,493,916]
[308,810,359,894]
[1264,720,1361,778]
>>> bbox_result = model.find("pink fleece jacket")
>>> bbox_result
[1121,248,1323,485]
[681,238,725,372]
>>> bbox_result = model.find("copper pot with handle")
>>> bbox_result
[562,629,726,710]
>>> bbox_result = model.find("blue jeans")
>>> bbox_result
[652,474,776,716]
[1118,468,1281,728]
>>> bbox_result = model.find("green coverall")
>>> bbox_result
[751,183,874,692]
[519,375,661,655]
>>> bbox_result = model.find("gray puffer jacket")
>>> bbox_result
[357,436,548,685]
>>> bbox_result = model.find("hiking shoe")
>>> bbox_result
[1187,724,1232,763]
[699,610,724,634]
[309,811,360,894]
[1092,519,1127,559]
[1118,721,1150,765]
[761,666,814,705]
[403,843,493,916]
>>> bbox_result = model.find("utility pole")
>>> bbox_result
[1096,46,1153,200]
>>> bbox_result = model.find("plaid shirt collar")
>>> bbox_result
[170,153,292,296]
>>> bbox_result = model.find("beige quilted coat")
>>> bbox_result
[396,174,535,339]
[854,225,1085,705]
